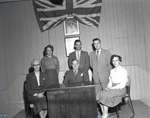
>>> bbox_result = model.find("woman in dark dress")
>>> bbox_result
[41,44,60,89]
[26,59,47,118]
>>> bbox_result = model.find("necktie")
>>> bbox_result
[96,50,99,55]
[96,50,99,57]
[96,50,100,61]
[77,51,80,61]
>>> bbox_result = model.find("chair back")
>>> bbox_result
[125,76,131,95]
[124,76,135,118]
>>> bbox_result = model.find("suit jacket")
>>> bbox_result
[68,50,90,73]
[25,72,47,114]
[25,72,46,98]
[63,69,90,87]
[90,48,112,90]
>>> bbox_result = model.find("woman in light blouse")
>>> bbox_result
[41,44,60,89]
[97,54,128,118]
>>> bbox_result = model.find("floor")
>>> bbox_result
[12,100,150,118]
[108,100,150,118]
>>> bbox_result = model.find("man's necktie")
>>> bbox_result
[77,51,80,61]
[96,50,99,59]
[96,50,99,55]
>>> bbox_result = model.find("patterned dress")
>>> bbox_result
[97,66,128,107]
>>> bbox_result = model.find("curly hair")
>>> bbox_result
[43,44,54,56]
[110,54,122,68]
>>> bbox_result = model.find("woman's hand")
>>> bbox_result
[105,87,111,90]
[34,92,44,98]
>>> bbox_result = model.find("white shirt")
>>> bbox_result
[35,72,40,86]
[76,50,81,61]
[107,66,128,89]
[96,49,101,55]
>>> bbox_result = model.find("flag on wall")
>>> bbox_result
[33,0,102,31]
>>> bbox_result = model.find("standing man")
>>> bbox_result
[90,38,112,98]
[68,40,90,77]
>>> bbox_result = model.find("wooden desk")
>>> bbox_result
[46,85,97,118]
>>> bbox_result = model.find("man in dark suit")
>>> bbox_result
[68,40,90,78]
[63,59,90,87]
[63,59,91,118]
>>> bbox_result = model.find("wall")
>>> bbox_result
[143,0,150,106]
[100,0,149,105]
[0,1,49,117]
[0,0,150,117]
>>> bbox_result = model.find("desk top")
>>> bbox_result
[45,85,97,92]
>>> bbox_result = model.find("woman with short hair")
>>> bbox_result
[97,54,128,118]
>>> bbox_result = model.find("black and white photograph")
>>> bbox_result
[0,0,150,118]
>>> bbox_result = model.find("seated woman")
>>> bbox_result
[63,59,90,87]
[96,54,128,118]
[26,59,47,118]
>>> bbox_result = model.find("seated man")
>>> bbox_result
[63,59,90,87]
[25,59,47,118]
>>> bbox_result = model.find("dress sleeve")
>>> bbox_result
[107,70,112,88]
[55,56,60,74]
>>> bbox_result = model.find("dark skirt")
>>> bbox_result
[97,88,126,107]
[31,96,47,114]
[45,69,60,89]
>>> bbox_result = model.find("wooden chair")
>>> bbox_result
[114,77,135,118]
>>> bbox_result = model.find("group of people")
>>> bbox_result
[25,44,60,118]
[25,38,129,118]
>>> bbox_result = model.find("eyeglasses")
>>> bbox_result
[33,64,40,66]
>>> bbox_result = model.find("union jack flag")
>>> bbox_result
[33,0,102,31]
